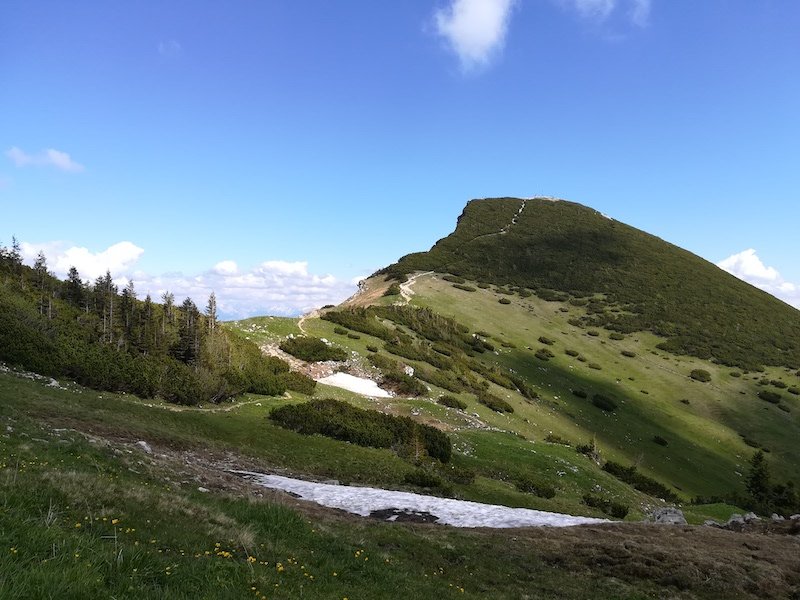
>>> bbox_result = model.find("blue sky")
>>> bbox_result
[2,0,799,317]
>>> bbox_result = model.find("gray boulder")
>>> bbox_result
[135,440,153,454]
[651,507,687,525]
[771,513,785,522]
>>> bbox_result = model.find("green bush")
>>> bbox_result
[572,389,588,399]
[438,395,467,410]
[730,371,742,377]
[758,390,782,404]
[591,394,617,411]
[535,348,555,361]
[588,362,602,370]
[383,282,402,297]
[565,349,580,357]
[442,275,466,284]
[621,350,636,358]
[347,333,361,340]
[602,461,679,502]
[771,380,787,389]
[609,332,625,340]
[788,387,799,396]
[582,494,629,519]
[366,345,378,352]
[653,435,668,447]
[689,369,711,382]
[538,336,555,345]
[270,399,451,462]
[477,392,514,413]
[513,474,556,499]
[279,336,348,362]
[404,468,447,490]
[452,284,477,292]
[498,298,511,305]
[333,326,348,335]
[587,330,600,337]
[544,434,571,446]
[279,371,316,395]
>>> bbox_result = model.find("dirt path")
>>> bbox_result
[399,271,433,304]
[297,308,320,334]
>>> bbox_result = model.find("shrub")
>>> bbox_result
[498,298,511,305]
[279,371,316,395]
[366,345,378,353]
[680,399,690,405]
[582,494,629,519]
[587,330,600,337]
[538,336,555,345]
[544,433,571,446]
[576,355,587,362]
[778,404,791,413]
[513,474,556,499]
[621,350,636,358]
[477,282,490,289]
[788,387,800,396]
[477,392,514,413]
[279,337,348,362]
[588,362,602,370]
[591,394,617,411]
[333,326,348,335]
[602,461,679,502]
[383,282,402,297]
[572,389,588,399]
[565,349,580,357]
[771,380,787,389]
[690,369,711,382]
[442,275,466,284]
[442,464,476,485]
[452,284,476,292]
[535,348,555,361]
[652,435,668,447]
[404,469,447,490]
[730,371,742,378]
[758,390,782,404]
[438,395,467,410]
[270,399,451,462]
[609,332,625,340]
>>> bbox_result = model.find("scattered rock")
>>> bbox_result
[771,513,785,522]
[197,487,210,493]
[703,519,722,527]
[790,514,800,521]
[744,512,760,523]
[650,507,687,525]
[369,508,439,523]
[135,441,153,454]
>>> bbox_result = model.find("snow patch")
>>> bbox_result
[235,471,606,528]
[317,372,391,398]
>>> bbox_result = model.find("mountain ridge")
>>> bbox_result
[382,197,800,370]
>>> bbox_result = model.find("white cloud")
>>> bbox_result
[433,0,517,71]
[21,241,145,281]
[6,146,85,173]
[213,260,238,275]
[629,0,651,27]
[19,239,357,318]
[557,0,651,27]
[158,39,182,57]
[717,249,800,309]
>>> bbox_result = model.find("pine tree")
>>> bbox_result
[206,292,218,334]
[746,450,771,508]
[65,266,84,308]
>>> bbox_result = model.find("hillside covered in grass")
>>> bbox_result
[382,198,800,370]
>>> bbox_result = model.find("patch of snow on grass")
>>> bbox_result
[236,472,606,528]
[317,372,391,398]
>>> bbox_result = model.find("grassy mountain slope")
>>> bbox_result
[289,273,800,510]
[383,198,800,370]
[3,368,800,599]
